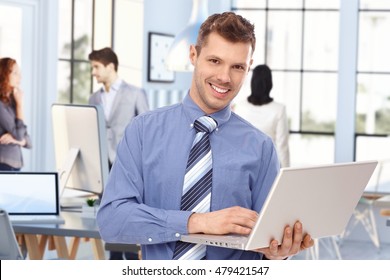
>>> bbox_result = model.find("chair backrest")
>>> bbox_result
[0,208,23,260]
[363,159,390,195]
[374,159,390,194]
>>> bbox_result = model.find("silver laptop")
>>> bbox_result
[0,172,65,224]
[180,160,378,250]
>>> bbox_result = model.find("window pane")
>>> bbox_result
[360,0,390,10]
[58,0,72,59]
[267,11,302,69]
[358,12,390,72]
[57,61,71,103]
[74,0,93,60]
[356,74,390,135]
[94,0,112,49]
[268,0,303,9]
[232,0,266,9]
[303,11,339,70]
[290,134,334,166]
[356,136,390,193]
[301,73,337,132]
[272,71,301,131]
[235,10,266,67]
[305,0,339,9]
[72,62,91,104]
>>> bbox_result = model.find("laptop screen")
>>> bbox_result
[0,172,60,215]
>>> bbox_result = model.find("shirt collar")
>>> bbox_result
[182,93,231,129]
[111,78,122,91]
[101,78,122,93]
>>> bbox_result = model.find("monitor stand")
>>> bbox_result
[57,147,103,210]
[58,147,79,197]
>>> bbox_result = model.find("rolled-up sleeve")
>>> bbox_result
[97,116,192,245]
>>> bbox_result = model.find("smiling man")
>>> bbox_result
[97,12,313,260]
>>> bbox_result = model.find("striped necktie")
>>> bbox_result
[173,116,217,260]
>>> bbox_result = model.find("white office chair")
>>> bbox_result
[0,209,24,260]
[305,236,342,260]
[340,159,390,251]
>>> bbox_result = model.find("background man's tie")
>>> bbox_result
[173,116,217,260]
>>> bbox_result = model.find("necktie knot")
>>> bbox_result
[194,116,217,133]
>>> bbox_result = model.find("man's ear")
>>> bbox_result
[189,45,197,65]
[107,62,115,71]
[248,58,253,72]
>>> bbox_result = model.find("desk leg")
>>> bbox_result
[69,237,81,260]
[23,234,44,260]
[53,236,70,259]
[47,235,56,250]
[91,238,105,260]
[38,235,49,253]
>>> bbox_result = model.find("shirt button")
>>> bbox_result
[175,233,180,238]
[216,128,219,132]
[148,238,153,242]
[190,123,194,128]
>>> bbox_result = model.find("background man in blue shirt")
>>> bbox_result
[97,12,314,260]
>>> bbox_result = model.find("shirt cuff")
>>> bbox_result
[166,210,194,237]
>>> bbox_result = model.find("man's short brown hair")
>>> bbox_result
[88,47,119,71]
[195,12,256,56]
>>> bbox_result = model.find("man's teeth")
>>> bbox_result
[211,84,228,93]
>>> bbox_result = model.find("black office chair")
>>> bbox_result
[0,208,24,260]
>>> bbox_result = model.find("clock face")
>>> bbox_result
[148,32,175,82]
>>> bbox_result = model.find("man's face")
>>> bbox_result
[189,32,253,115]
[90,60,113,84]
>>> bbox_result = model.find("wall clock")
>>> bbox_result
[147,32,175,83]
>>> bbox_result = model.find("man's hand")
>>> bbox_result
[188,206,258,235]
[254,221,314,260]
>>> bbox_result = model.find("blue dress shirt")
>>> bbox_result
[97,94,280,260]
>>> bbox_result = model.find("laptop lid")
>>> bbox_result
[245,160,378,250]
[0,172,62,222]
[181,160,378,250]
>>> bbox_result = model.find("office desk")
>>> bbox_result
[12,211,105,260]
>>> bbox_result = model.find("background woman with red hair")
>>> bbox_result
[0,57,31,171]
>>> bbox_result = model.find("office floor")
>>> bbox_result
[291,239,390,260]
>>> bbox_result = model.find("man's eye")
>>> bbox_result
[233,65,245,71]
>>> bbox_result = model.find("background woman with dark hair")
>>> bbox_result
[0,57,31,171]
[235,64,290,167]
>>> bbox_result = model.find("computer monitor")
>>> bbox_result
[51,104,109,196]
